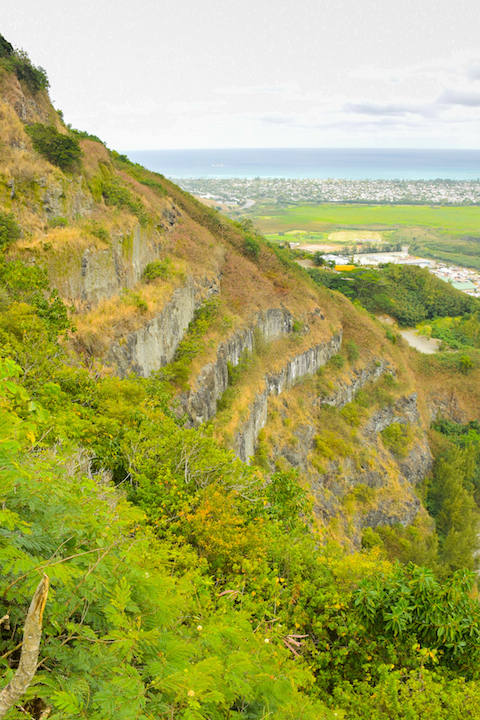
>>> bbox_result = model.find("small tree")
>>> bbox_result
[0,34,14,58]
[25,123,81,171]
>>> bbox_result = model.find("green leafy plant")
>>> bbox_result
[142,258,171,282]
[25,123,81,170]
[329,353,345,370]
[0,45,49,92]
[0,33,14,58]
[47,216,68,228]
[346,339,359,362]
[87,220,109,241]
[121,289,148,312]
[102,178,149,226]
[381,422,412,458]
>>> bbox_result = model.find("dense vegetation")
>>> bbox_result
[308,263,479,326]
[418,313,480,350]
[410,233,480,272]
[25,124,82,171]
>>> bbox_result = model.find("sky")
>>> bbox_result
[3,0,480,150]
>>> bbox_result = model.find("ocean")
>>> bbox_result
[123,148,480,181]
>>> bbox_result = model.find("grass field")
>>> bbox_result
[252,204,480,234]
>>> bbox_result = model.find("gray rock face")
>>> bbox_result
[321,360,392,409]
[235,331,343,462]
[256,307,293,341]
[399,439,434,485]
[43,185,64,215]
[363,495,421,529]
[365,392,420,435]
[181,327,255,425]
[53,225,165,307]
[265,336,343,397]
[428,393,467,423]
[108,274,220,377]
[235,391,269,464]
[181,307,295,425]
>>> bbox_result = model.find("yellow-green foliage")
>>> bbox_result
[340,402,361,427]
[382,422,413,458]
[315,429,353,460]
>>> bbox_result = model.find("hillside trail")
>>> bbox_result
[399,330,440,354]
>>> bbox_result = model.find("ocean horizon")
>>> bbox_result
[123,148,480,181]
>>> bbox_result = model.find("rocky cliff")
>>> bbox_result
[108,272,220,376]
[234,331,343,461]
[180,307,294,425]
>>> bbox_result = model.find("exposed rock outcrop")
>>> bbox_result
[108,273,220,377]
[180,307,294,426]
[320,360,392,409]
[364,392,420,435]
[235,331,343,462]
[50,224,168,307]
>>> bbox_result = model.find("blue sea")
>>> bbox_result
[124,148,480,181]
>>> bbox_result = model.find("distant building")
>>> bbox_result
[451,280,477,292]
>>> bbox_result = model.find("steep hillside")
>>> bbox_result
[3,37,480,720]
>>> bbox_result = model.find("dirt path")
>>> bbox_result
[399,330,440,354]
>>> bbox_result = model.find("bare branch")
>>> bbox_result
[0,574,49,719]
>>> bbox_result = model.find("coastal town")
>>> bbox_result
[175,177,480,207]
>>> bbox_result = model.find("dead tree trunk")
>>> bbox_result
[0,575,49,719]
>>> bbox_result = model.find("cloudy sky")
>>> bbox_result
[3,0,480,149]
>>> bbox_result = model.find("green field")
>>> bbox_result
[251,204,480,234]
[241,203,480,270]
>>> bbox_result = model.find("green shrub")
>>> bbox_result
[12,50,49,91]
[382,422,412,457]
[0,47,49,92]
[121,289,148,313]
[329,353,345,370]
[25,123,81,170]
[69,127,105,144]
[340,402,361,426]
[102,178,149,226]
[48,217,68,228]
[460,354,474,374]
[361,526,382,548]
[87,220,109,242]
[315,430,352,459]
[143,258,171,282]
[0,33,13,58]
[243,233,261,258]
[386,328,397,343]
[0,211,21,250]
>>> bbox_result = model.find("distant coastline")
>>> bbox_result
[124,148,480,181]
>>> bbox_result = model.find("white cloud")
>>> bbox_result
[435,88,480,107]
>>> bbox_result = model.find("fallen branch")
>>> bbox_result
[0,574,49,719]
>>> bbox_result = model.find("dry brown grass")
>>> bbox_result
[79,140,111,179]
[212,317,340,446]
[0,69,60,127]
[168,215,225,274]
[72,264,190,354]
